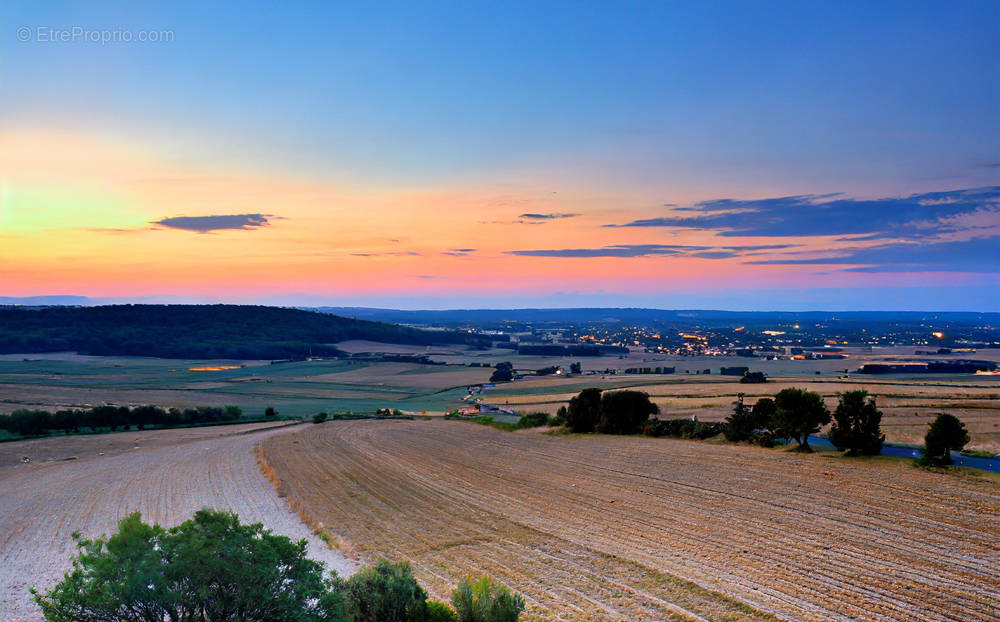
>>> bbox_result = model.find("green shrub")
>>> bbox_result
[312,412,329,424]
[32,510,351,622]
[345,559,428,622]
[516,412,550,429]
[427,600,458,622]
[451,576,525,622]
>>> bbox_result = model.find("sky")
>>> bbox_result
[1,0,998,310]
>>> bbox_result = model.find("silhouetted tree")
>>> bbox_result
[829,390,884,456]
[597,390,658,434]
[772,388,830,451]
[489,362,514,383]
[565,388,603,433]
[921,413,970,465]
[569,362,582,375]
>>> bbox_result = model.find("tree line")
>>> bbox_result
[33,509,525,622]
[558,387,974,466]
[0,305,497,360]
[0,404,251,438]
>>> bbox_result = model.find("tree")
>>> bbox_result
[772,388,830,451]
[32,509,351,622]
[265,406,278,418]
[451,576,525,622]
[565,388,603,433]
[921,413,970,466]
[597,390,658,434]
[489,362,514,383]
[724,394,754,442]
[569,361,582,375]
[829,390,884,456]
[345,559,428,622]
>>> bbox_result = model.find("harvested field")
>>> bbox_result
[0,422,355,622]
[262,419,1000,621]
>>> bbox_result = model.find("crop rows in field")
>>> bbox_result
[262,420,1000,621]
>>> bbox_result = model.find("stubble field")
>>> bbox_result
[0,422,355,622]
[261,419,1000,621]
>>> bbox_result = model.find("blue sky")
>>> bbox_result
[1,1,998,309]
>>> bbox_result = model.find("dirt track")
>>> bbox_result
[262,419,1000,622]
[0,423,355,622]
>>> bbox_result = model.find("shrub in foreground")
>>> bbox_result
[451,576,525,622]
[597,390,659,434]
[427,600,458,622]
[346,559,428,622]
[32,509,351,622]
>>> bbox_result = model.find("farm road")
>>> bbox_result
[0,423,355,622]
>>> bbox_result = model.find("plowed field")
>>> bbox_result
[261,419,1000,621]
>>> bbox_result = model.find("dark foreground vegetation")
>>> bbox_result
[0,305,496,359]
[0,404,275,439]
[32,509,525,622]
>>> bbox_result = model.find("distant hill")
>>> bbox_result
[313,306,1000,327]
[0,305,496,359]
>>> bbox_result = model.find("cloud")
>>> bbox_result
[505,243,795,258]
[605,186,1000,240]
[443,248,476,256]
[518,213,580,220]
[154,213,271,232]
[744,235,1000,273]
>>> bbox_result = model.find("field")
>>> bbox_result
[3,349,1000,452]
[0,422,355,622]
[261,419,1000,621]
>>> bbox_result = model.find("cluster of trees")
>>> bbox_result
[724,388,835,452]
[560,388,659,434]
[489,362,514,383]
[555,387,978,467]
[1,405,245,437]
[33,509,525,622]
[0,305,497,359]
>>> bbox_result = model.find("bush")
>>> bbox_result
[451,576,525,622]
[597,390,659,434]
[565,388,602,433]
[829,390,884,456]
[646,417,724,439]
[312,412,329,424]
[427,600,458,622]
[920,413,970,466]
[516,412,550,429]
[32,510,351,622]
[345,559,428,622]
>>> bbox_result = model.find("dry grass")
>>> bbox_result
[262,419,1000,622]
[0,422,354,622]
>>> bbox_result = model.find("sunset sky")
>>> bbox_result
[2,1,998,310]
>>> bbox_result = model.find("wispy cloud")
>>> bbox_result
[154,213,272,232]
[605,186,1000,240]
[443,248,476,256]
[745,236,1000,273]
[519,212,580,220]
[505,243,795,258]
